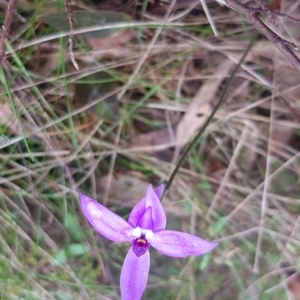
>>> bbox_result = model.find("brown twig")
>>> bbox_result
[225,0,300,72]
[252,7,300,24]
[64,0,79,70]
[0,0,18,67]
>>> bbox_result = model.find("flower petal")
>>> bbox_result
[128,184,166,231]
[154,184,164,199]
[151,230,218,257]
[128,198,146,228]
[137,207,153,230]
[80,193,132,243]
[145,185,166,231]
[120,247,150,300]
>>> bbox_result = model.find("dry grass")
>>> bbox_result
[0,0,300,299]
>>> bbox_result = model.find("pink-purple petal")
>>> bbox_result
[128,184,166,230]
[137,207,153,230]
[128,197,146,228]
[120,248,150,300]
[154,184,164,199]
[80,193,132,243]
[145,185,167,231]
[151,230,218,257]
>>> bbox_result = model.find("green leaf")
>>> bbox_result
[54,249,67,265]
[183,201,192,214]
[56,291,72,300]
[199,253,211,270]
[211,216,227,236]
[64,213,83,241]
[68,244,89,256]
[265,252,279,264]
[40,11,132,39]
[64,213,80,231]
[197,182,212,191]
[53,244,89,265]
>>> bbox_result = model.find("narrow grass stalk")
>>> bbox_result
[0,68,34,161]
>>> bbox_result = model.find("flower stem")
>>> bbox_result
[162,36,256,201]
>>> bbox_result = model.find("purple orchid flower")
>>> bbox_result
[80,184,218,300]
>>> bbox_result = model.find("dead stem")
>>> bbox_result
[0,0,17,67]
[225,0,300,72]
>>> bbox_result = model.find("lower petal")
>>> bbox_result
[151,230,218,258]
[120,248,150,300]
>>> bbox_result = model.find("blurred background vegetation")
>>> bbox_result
[0,0,300,299]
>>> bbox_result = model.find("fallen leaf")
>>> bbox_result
[129,128,172,147]
[175,60,233,147]
[268,0,281,10]
[288,274,300,300]
[128,128,174,161]
[86,29,135,51]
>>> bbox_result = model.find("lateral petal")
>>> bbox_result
[80,193,132,243]
[120,248,150,300]
[128,197,146,228]
[151,230,218,257]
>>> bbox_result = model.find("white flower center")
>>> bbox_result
[144,230,154,240]
[131,227,142,238]
[130,226,154,241]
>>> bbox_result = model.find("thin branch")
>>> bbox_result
[252,7,300,24]
[0,0,18,67]
[225,0,300,72]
